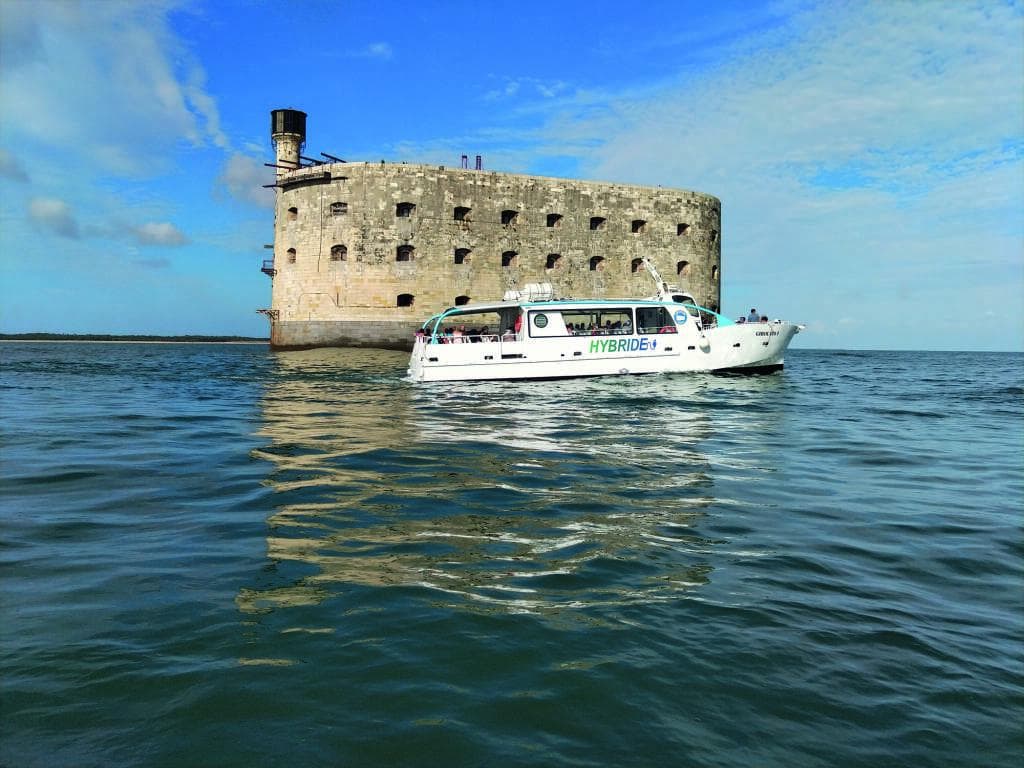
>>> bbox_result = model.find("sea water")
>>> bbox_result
[1,342,1022,767]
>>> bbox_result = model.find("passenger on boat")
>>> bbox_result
[502,327,515,341]
[747,308,760,323]
[760,315,768,323]
[737,316,746,324]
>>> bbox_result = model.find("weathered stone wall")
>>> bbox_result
[266,162,721,349]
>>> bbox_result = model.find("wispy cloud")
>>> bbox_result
[28,197,78,238]
[0,1,227,176]
[484,76,570,101]
[0,148,29,182]
[130,222,188,247]
[216,153,275,209]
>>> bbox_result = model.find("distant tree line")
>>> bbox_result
[0,333,269,343]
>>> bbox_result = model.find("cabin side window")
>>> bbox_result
[636,306,677,334]
[553,308,634,337]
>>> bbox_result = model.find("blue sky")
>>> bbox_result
[1,0,1021,350]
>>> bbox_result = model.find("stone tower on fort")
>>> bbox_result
[261,109,723,350]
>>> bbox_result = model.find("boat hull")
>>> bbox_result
[408,322,800,382]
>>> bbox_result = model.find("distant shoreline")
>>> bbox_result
[0,334,269,344]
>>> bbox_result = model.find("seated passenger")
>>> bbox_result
[760,315,768,323]
[737,316,746,324]
[502,327,515,341]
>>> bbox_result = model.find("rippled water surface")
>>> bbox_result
[2,342,1022,767]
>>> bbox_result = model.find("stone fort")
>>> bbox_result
[261,109,722,349]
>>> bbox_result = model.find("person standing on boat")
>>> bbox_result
[747,308,760,323]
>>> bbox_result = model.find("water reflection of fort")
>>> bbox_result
[241,350,789,618]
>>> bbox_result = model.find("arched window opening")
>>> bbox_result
[631,219,646,234]
[287,248,296,264]
[677,223,690,236]
[455,295,471,306]
[331,244,347,261]
[501,209,519,226]
[677,260,690,277]
[501,250,518,268]
[589,256,605,271]
[287,207,298,221]
[397,293,415,307]
[547,213,563,228]
[545,253,561,270]
[710,229,719,244]
[396,245,415,262]
[454,206,471,222]
[631,257,643,273]
[396,202,416,217]
[330,202,348,216]
[454,248,471,265]
[590,216,607,231]
[712,265,719,280]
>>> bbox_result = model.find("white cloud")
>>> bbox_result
[28,197,78,238]
[217,153,275,209]
[0,1,226,175]
[130,222,188,247]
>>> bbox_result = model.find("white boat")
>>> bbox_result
[407,260,803,383]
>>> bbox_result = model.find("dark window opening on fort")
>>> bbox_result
[397,294,414,307]
[545,253,561,270]
[677,223,690,236]
[330,202,348,216]
[287,207,298,221]
[396,245,415,262]
[287,248,296,264]
[589,256,605,271]
[501,209,519,226]
[631,219,646,234]
[546,213,563,228]
[712,265,719,280]
[501,250,518,268]
[454,248,471,265]
[710,229,719,244]
[396,202,416,217]
[631,258,643,273]
[590,216,606,231]
[455,295,471,306]
[454,206,471,222]
[331,244,347,261]
[677,260,690,277]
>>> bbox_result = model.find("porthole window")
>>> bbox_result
[331,244,347,261]
[454,248,471,265]
[397,293,414,307]
[533,313,549,329]
[396,245,415,262]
